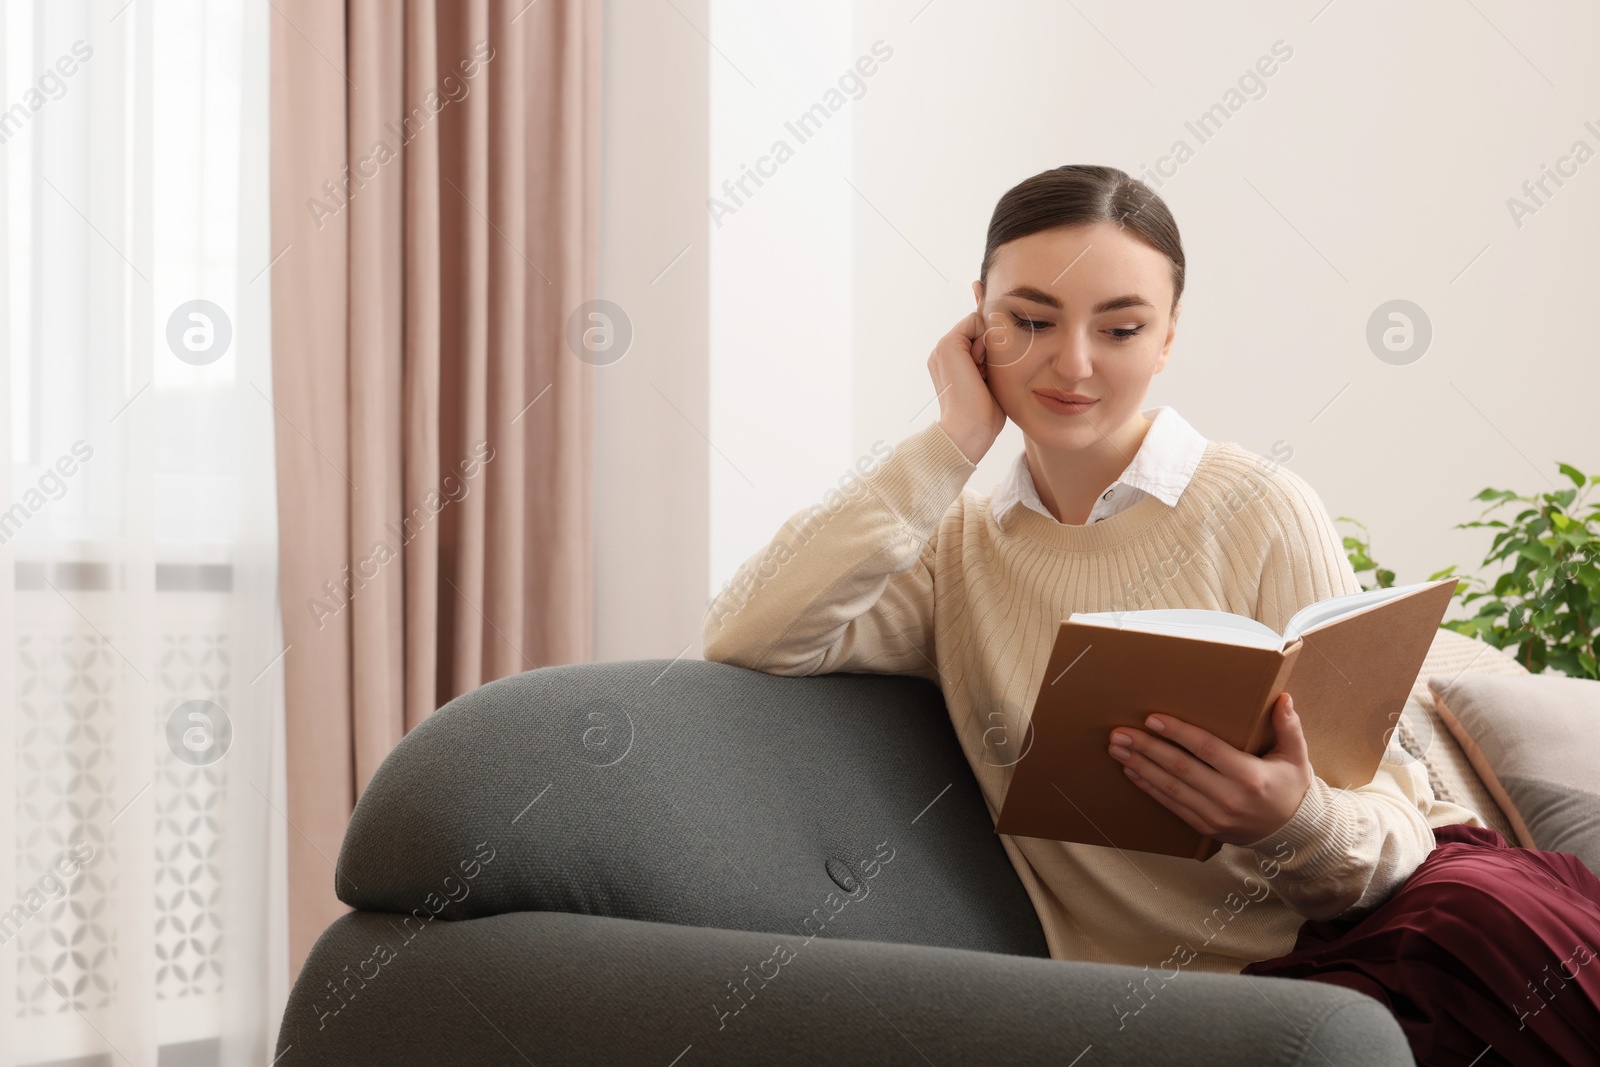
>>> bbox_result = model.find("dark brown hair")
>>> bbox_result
[979,165,1185,311]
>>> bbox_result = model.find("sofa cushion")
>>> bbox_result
[1428,670,1600,876]
[334,658,1051,959]
[1393,628,1528,838]
[278,909,1415,1066]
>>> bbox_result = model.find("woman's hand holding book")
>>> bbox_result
[1107,692,1314,847]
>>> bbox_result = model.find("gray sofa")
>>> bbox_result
[273,658,1416,1065]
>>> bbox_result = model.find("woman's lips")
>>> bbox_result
[1035,392,1098,415]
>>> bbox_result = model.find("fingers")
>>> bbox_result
[1110,728,1226,829]
[1266,693,1309,766]
[1111,705,1314,846]
[976,308,1004,374]
[929,309,1006,462]
[1138,713,1257,780]
[943,311,989,382]
[1123,765,1216,837]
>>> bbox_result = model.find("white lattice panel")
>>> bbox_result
[11,586,234,1059]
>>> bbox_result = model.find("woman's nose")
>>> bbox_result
[1050,334,1095,380]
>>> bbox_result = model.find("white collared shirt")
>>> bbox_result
[990,405,1210,527]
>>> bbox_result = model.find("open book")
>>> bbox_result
[993,577,1458,861]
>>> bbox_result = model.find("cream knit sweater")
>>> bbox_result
[702,419,1474,975]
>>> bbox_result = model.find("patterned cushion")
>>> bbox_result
[1392,628,1529,839]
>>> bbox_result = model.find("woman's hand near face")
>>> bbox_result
[930,309,1007,464]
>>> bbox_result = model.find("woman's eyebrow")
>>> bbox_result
[1091,293,1155,313]
[1002,286,1154,313]
[1002,285,1062,308]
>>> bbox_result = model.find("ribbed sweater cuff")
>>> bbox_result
[1243,777,1357,880]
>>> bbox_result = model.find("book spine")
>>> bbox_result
[1244,642,1302,756]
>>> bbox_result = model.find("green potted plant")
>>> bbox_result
[1336,515,1394,592]
[1338,462,1599,680]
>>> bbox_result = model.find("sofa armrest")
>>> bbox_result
[334,658,1049,958]
[278,909,1413,1066]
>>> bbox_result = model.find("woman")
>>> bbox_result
[701,164,1600,1065]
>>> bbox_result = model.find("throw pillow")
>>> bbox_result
[1428,671,1600,876]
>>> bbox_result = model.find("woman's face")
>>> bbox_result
[973,221,1179,452]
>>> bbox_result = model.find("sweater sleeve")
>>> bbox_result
[1238,463,1435,921]
[1242,742,1437,921]
[700,420,977,680]
[1249,463,1365,634]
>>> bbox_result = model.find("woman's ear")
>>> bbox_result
[971,279,984,308]
[1154,302,1179,373]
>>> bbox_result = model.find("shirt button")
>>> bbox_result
[1103,489,1113,500]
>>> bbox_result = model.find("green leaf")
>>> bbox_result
[1546,488,1577,512]
[1394,472,1596,675]
[1546,649,1579,676]
[1490,537,1527,564]
[1519,542,1554,565]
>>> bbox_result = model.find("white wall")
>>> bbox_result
[845,0,1599,612]
[595,0,711,662]
[598,0,1600,661]
[707,0,858,627]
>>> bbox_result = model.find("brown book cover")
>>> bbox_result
[993,577,1458,861]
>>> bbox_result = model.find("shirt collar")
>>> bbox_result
[989,405,1210,526]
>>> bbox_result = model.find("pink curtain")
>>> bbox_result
[270,0,599,978]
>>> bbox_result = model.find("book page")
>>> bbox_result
[1282,581,1434,643]
[1066,608,1284,650]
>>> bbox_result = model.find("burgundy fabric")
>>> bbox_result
[1241,823,1600,1066]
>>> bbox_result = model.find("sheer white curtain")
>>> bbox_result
[0,1,287,1064]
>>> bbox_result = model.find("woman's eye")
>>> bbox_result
[1107,326,1143,342]
[1011,314,1049,332]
